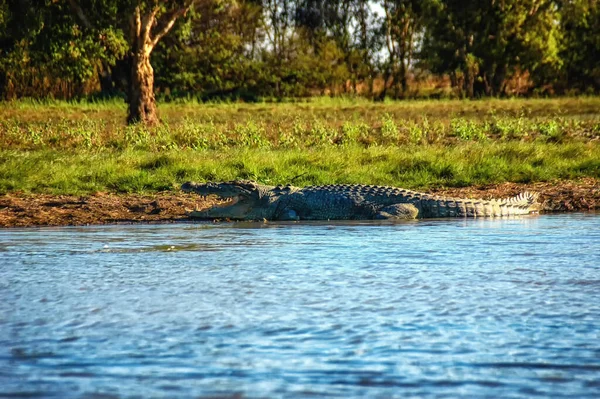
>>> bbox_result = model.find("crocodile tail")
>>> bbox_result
[504,191,539,207]
[495,191,540,215]
[426,191,540,217]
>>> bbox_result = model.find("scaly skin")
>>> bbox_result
[181,180,540,221]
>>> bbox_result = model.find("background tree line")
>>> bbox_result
[1,0,599,105]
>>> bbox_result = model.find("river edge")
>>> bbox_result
[1,178,598,228]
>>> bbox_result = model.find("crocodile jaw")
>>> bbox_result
[182,181,268,220]
[189,195,255,220]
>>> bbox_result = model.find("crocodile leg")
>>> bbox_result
[277,209,300,221]
[374,203,420,219]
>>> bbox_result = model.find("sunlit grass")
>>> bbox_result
[1,142,598,194]
[1,97,598,194]
[1,109,598,151]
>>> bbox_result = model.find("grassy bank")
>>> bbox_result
[2,143,599,194]
[1,98,599,194]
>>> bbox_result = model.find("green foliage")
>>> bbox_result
[153,1,263,99]
[420,0,561,97]
[0,0,128,99]
[407,120,426,144]
[489,111,530,140]
[0,0,598,100]
[558,0,600,93]
[537,120,565,143]
[378,0,429,99]
[308,118,337,146]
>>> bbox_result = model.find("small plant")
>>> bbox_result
[154,123,179,150]
[380,113,399,141]
[426,121,446,144]
[0,120,24,146]
[492,118,526,140]
[278,124,298,148]
[309,118,336,146]
[277,116,306,148]
[451,118,487,141]
[340,121,370,146]
[292,116,305,137]
[408,120,425,144]
[26,125,44,145]
[123,124,151,149]
[537,119,564,142]
[174,118,211,150]
[592,122,600,139]
[234,120,270,148]
[80,129,94,149]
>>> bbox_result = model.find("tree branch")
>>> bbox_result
[150,1,194,49]
[133,6,142,43]
[140,6,159,48]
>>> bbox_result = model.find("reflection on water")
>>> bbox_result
[1,214,600,398]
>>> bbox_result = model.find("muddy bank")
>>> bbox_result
[1,178,598,227]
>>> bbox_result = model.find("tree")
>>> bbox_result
[378,0,426,99]
[420,0,560,97]
[353,0,380,97]
[66,0,197,124]
[2,0,598,101]
[558,0,600,93]
[127,2,197,124]
[0,0,127,100]
[152,0,265,100]
[420,0,486,97]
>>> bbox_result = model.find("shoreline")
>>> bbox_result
[1,179,598,228]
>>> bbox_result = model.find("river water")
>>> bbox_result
[1,214,599,398]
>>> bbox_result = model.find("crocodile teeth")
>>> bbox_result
[212,196,240,208]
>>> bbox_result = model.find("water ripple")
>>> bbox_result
[1,214,599,398]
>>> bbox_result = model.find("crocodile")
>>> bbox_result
[181,180,540,221]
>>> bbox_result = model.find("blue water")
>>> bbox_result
[1,214,599,398]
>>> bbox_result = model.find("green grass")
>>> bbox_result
[1,97,599,194]
[1,142,599,194]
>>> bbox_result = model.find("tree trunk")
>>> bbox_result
[493,64,507,96]
[398,55,407,98]
[463,53,478,99]
[98,69,114,95]
[97,61,117,97]
[128,50,158,125]
[377,67,392,102]
[450,71,459,96]
[463,67,474,99]
[0,71,7,100]
[393,72,400,99]
[127,4,191,125]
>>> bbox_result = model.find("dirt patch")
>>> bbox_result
[0,192,218,228]
[1,178,598,228]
